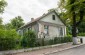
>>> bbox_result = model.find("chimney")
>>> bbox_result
[31,18,34,21]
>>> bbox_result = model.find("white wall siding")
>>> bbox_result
[38,22,66,39]
[49,26,59,37]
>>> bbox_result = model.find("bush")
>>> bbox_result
[21,30,36,48]
[49,39,54,45]
[54,37,61,44]
[78,33,85,36]
[0,29,20,51]
[48,37,72,45]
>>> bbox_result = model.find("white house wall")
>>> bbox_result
[49,26,59,37]
[38,22,66,39]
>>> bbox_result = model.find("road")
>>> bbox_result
[14,43,72,55]
[48,45,85,55]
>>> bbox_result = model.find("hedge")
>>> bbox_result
[36,36,72,46]
[49,37,72,45]
[78,33,85,36]
[0,29,20,51]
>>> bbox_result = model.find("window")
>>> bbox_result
[52,15,55,20]
[18,30,22,35]
[60,27,63,36]
[44,25,49,34]
[28,27,32,31]
[28,28,30,31]
[23,29,26,34]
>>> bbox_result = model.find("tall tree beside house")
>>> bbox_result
[59,0,85,44]
[0,17,3,29]
[0,18,2,25]
[10,16,24,30]
[0,0,7,29]
[0,0,7,13]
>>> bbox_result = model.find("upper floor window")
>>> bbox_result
[52,15,55,20]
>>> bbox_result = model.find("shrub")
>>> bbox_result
[49,39,54,45]
[54,37,61,44]
[48,37,72,45]
[21,30,36,48]
[78,33,85,36]
[0,29,20,51]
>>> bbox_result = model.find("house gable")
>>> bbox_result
[39,12,65,26]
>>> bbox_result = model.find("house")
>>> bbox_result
[18,10,66,40]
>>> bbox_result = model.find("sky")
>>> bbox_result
[0,0,59,24]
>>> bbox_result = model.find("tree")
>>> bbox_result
[59,0,85,44]
[5,23,13,30]
[10,16,24,30]
[0,0,7,29]
[0,18,2,25]
[0,17,5,29]
[0,0,7,13]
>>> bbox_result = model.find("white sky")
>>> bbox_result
[0,0,59,24]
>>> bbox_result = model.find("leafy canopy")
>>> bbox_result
[59,0,85,25]
[0,0,7,13]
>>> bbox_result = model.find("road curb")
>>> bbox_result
[44,44,85,55]
[0,43,70,55]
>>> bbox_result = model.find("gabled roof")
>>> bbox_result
[19,10,66,30]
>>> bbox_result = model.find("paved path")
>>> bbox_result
[48,44,85,55]
[14,43,73,55]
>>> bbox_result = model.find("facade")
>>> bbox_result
[18,10,66,39]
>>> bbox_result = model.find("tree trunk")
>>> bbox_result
[72,10,84,44]
[72,12,78,44]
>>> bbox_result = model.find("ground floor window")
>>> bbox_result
[44,25,49,35]
[18,30,23,36]
[59,27,63,36]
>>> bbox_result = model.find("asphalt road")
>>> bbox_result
[48,45,85,55]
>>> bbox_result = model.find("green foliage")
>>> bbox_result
[48,39,54,45]
[11,16,24,29]
[59,0,85,38]
[59,0,85,24]
[78,33,85,36]
[53,37,61,44]
[0,17,2,25]
[0,18,4,29]
[5,23,13,30]
[5,16,24,30]
[0,0,7,13]
[0,29,20,51]
[21,30,36,48]
[36,36,72,46]
[78,20,85,33]
[47,37,72,45]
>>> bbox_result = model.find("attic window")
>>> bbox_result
[52,15,55,20]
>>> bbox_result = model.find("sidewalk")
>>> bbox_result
[0,43,84,55]
[13,43,84,55]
